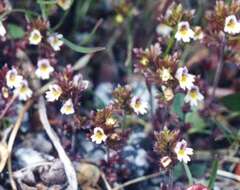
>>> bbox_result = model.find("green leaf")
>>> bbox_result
[63,38,105,54]
[190,163,207,178]
[171,93,185,119]
[7,24,25,39]
[185,111,207,134]
[221,93,240,111]
[172,163,184,180]
[183,162,193,185]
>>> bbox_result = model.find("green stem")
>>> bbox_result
[208,160,219,190]
[37,0,57,4]
[163,29,176,58]
[52,0,74,31]
[38,0,48,20]
[183,162,193,185]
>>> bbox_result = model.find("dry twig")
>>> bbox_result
[7,99,34,190]
[112,172,161,190]
[38,96,78,190]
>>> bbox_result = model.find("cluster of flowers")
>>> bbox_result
[45,66,89,115]
[175,14,240,43]
[0,18,63,52]
[90,85,148,145]
[154,128,193,168]
[0,16,90,117]
[134,43,204,108]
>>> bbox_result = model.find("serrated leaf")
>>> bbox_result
[7,24,25,39]
[63,38,105,54]
[221,93,240,111]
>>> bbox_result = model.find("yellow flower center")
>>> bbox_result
[52,88,61,97]
[179,25,188,36]
[33,33,40,41]
[134,100,142,109]
[227,19,236,29]
[40,64,49,73]
[95,130,104,140]
[189,90,198,99]
[19,85,27,93]
[65,105,73,112]
[178,149,185,156]
[140,57,149,66]
[180,74,187,83]
[115,14,124,24]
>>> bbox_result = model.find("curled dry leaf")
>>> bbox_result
[0,142,9,172]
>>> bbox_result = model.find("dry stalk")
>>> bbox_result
[38,96,78,190]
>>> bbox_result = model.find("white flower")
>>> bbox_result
[45,84,62,102]
[193,26,204,40]
[105,117,117,127]
[57,0,72,10]
[60,99,75,115]
[73,74,89,90]
[159,67,173,82]
[47,33,64,51]
[175,21,195,43]
[6,68,23,89]
[14,80,32,101]
[156,24,172,37]
[91,127,107,144]
[0,21,6,37]
[175,67,195,90]
[224,15,240,35]
[185,86,204,107]
[35,59,54,80]
[29,29,42,45]
[130,96,148,115]
[174,139,193,163]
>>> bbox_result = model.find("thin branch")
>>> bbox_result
[112,172,161,190]
[212,38,225,98]
[7,99,34,190]
[217,169,240,182]
[38,96,78,190]
[100,172,112,190]
[0,95,17,120]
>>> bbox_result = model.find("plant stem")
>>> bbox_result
[38,0,48,20]
[183,162,193,185]
[168,168,173,190]
[208,160,219,190]
[163,29,176,58]
[112,172,161,190]
[212,39,225,98]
